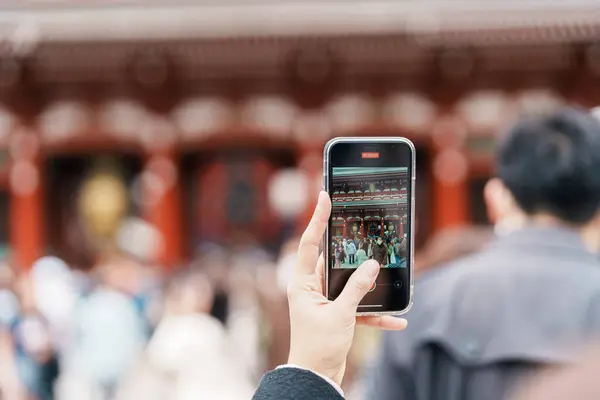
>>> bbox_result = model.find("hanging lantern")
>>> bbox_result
[268,168,309,218]
[240,95,297,136]
[78,159,128,244]
[326,93,376,133]
[172,97,234,141]
[382,92,436,134]
[39,100,92,143]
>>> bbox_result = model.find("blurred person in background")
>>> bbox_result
[365,107,600,400]
[192,245,231,325]
[29,258,80,359]
[347,227,492,400]
[117,269,255,400]
[57,218,160,400]
[257,236,301,369]
[0,261,26,399]
[227,253,265,379]
[0,326,26,400]
[11,274,60,400]
[0,260,19,328]
[58,268,148,399]
[113,218,165,333]
[191,243,265,376]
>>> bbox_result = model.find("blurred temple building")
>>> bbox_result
[0,1,599,268]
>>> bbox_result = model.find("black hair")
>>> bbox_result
[497,107,600,224]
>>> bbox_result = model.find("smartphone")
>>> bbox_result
[323,137,415,315]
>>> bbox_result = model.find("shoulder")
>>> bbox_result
[417,254,482,289]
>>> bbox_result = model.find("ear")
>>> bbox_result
[581,212,600,253]
[484,178,508,224]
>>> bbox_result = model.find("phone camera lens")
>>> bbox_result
[394,280,403,289]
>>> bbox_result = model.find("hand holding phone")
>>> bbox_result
[323,137,415,315]
[287,191,407,386]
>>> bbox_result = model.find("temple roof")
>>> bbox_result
[1,1,599,43]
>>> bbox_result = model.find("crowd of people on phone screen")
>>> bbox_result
[333,234,407,268]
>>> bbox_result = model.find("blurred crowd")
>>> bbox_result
[0,217,267,400]
[0,204,492,400]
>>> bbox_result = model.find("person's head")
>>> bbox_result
[484,107,600,249]
[163,269,214,317]
[377,238,383,245]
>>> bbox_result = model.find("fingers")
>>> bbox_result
[334,260,379,310]
[296,192,331,277]
[357,316,408,331]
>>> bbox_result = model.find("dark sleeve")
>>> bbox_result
[252,368,344,400]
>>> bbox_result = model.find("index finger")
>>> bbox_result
[295,191,331,277]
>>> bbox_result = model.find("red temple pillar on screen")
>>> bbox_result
[342,220,347,237]
[380,217,385,237]
[360,220,364,237]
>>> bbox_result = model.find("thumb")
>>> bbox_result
[334,260,379,310]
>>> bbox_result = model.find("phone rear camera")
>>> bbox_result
[394,280,403,289]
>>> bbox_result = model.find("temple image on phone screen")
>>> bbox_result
[331,167,408,269]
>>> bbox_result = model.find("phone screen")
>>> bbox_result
[325,139,414,314]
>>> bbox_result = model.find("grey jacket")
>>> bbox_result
[365,226,600,400]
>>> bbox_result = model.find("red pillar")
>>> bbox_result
[431,115,469,231]
[9,132,43,270]
[360,219,364,238]
[143,149,182,268]
[380,217,384,238]
[342,220,347,237]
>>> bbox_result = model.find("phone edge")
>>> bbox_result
[322,136,416,317]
